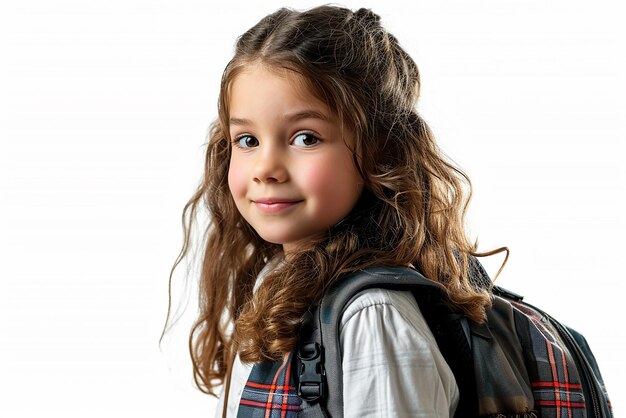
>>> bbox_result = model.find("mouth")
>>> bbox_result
[251,198,303,213]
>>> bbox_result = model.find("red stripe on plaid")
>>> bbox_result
[559,342,573,418]
[545,327,563,414]
[532,381,583,390]
[265,355,285,418]
[282,354,293,418]
[240,399,301,411]
[264,354,295,418]
[536,400,586,408]
[245,380,296,391]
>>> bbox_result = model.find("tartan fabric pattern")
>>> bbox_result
[237,352,302,418]
[511,300,586,418]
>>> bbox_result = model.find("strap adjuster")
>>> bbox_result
[297,341,326,402]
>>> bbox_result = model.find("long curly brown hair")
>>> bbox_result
[164,5,506,397]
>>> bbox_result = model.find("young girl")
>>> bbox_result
[172,5,498,417]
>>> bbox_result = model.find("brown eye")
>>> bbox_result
[235,135,259,148]
[293,133,320,147]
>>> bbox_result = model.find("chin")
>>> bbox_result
[258,233,306,250]
[256,232,293,246]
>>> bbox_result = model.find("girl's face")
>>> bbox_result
[227,63,364,253]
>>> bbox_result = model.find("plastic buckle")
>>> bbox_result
[297,341,327,402]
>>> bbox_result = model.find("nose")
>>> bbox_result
[252,143,288,184]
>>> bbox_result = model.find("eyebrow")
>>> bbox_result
[229,110,331,127]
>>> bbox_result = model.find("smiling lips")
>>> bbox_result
[252,198,303,213]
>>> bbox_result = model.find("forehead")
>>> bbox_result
[227,63,332,117]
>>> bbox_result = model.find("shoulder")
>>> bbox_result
[339,286,442,360]
[339,288,460,416]
[341,287,420,320]
[339,287,439,351]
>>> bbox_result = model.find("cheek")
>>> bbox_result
[227,157,245,199]
[302,154,360,201]
[300,164,328,193]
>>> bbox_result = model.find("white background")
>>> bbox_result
[1,0,624,416]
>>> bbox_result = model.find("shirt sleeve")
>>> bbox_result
[340,288,459,418]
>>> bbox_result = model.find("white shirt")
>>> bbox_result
[215,286,459,417]
[339,287,459,417]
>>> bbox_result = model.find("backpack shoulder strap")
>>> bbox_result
[297,266,468,418]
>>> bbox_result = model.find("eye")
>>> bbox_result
[234,135,259,148]
[292,133,320,147]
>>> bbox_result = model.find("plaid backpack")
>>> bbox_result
[293,261,613,418]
